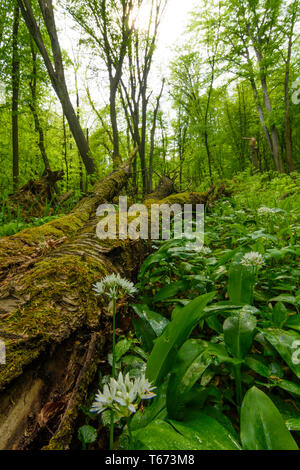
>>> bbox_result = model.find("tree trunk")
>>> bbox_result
[284,31,295,172]
[17,0,96,175]
[29,41,52,176]
[12,5,20,192]
[109,83,121,170]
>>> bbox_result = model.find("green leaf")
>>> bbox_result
[228,263,256,305]
[78,425,97,447]
[169,410,241,450]
[286,314,300,332]
[132,317,155,353]
[272,302,288,328]
[166,339,212,419]
[270,295,298,306]
[202,406,240,441]
[244,356,270,378]
[115,338,133,362]
[263,328,300,379]
[132,420,201,450]
[240,387,298,450]
[153,281,186,303]
[146,292,216,385]
[273,379,300,398]
[132,304,169,337]
[223,310,257,359]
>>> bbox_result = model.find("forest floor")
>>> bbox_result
[0,170,300,450]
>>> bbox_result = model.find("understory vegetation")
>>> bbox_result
[0,0,299,452]
[76,174,300,450]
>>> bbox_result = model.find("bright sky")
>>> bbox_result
[155,0,197,59]
[56,0,198,127]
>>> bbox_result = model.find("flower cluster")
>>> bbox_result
[257,206,277,216]
[200,246,212,256]
[90,372,156,419]
[93,274,137,300]
[241,251,265,268]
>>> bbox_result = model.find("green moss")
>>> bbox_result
[0,254,113,388]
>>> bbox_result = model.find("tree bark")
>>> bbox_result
[28,40,52,175]
[12,5,20,192]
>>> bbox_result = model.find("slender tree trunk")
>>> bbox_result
[12,5,20,192]
[29,41,52,175]
[252,40,283,173]
[75,77,83,192]
[109,83,121,170]
[149,79,164,193]
[62,114,69,191]
[260,76,283,173]
[17,0,96,174]
[284,24,296,172]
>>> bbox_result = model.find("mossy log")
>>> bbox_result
[0,153,137,284]
[0,170,229,450]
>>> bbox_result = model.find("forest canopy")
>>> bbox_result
[0,0,299,201]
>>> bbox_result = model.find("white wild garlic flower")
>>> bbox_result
[241,252,265,268]
[200,246,212,255]
[90,372,156,419]
[93,273,137,300]
[257,206,276,216]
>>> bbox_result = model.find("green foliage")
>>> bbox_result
[124,187,300,450]
[77,425,98,450]
[240,387,299,450]
[146,292,216,385]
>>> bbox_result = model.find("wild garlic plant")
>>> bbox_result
[93,274,137,450]
[241,252,265,269]
[90,372,156,447]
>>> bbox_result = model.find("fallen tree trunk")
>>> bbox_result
[0,171,229,449]
[0,151,138,284]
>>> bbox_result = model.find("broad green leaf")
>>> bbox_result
[132,304,169,337]
[228,263,256,305]
[272,302,288,328]
[132,420,202,450]
[115,338,133,362]
[202,406,240,441]
[169,410,241,450]
[286,314,300,332]
[244,356,270,378]
[240,387,298,450]
[223,311,257,359]
[263,328,300,379]
[146,292,216,385]
[166,339,212,419]
[132,317,156,352]
[270,295,298,306]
